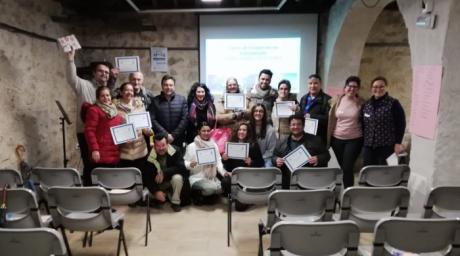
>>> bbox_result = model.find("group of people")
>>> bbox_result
[66,49,406,212]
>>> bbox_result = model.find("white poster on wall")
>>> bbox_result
[151,47,168,72]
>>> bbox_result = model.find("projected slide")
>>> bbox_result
[205,38,301,93]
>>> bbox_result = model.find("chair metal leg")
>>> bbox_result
[83,232,88,247]
[258,222,264,256]
[117,219,128,256]
[227,195,232,247]
[60,227,72,256]
[145,195,151,246]
[89,231,93,247]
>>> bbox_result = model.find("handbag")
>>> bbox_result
[0,185,7,226]
[210,127,232,155]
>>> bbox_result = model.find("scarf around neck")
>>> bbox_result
[147,144,176,172]
[96,102,118,119]
[189,98,216,127]
[251,83,274,99]
[194,135,217,180]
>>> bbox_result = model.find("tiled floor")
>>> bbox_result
[66,198,268,256]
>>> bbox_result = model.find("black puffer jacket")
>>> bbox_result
[148,92,188,147]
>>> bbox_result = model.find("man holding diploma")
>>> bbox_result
[272,114,330,189]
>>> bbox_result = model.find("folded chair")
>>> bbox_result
[48,186,128,256]
[267,220,360,256]
[92,167,151,246]
[340,186,410,232]
[372,217,460,255]
[358,165,410,187]
[0,227,67,256]
[228,167,282,246]
[258,189,335,256]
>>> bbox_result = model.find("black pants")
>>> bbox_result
[331,137,363,188]
[362,145,394,167]
[77,133,92,186]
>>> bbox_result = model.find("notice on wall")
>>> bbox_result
[409,65,443,140]
[150,47,168,72]
[325,86,343,97]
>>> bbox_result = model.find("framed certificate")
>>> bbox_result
[304,118,319,135]
[115,56,140,73]
[196,147,218,165]
[224,93,246,110]
[275,101,295,118]
[110,123,137,145]
[127,112,152,129]
[225,142,249,160]
[283,145,311,173]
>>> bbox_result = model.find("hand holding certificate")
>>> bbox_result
[224,93,246,110]
[225,142,249,160]
[57,34,81,53]
[275,101,295,118]
[127,112,152,129]
[304,118,319,135]
[283,145,311,173]
[115,56,140,73]
[110,123,137,145]
[196,147,218,165]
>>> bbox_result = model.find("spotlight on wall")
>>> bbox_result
[416,0,436,29]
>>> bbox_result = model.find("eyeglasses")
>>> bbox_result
[372,85,385,89]
[346,85,359,89]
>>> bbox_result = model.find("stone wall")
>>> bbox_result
[0,0,78,169]
[358,8,412,119]
[73,13,199,96]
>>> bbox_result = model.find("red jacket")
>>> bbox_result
[85,105,123,165]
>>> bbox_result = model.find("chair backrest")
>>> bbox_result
[373,217,460,255]
[47,186,113,231]
[0,169,23,188]
[32,167,82,202]
[91,167,143,205]
[0,227,67,256]
[424,186,460,219]
[340,186,410,232]
[291,167,342,190]
[358,165,410,187]
[269,220,360,256]
[231,167,282,205]
[1,188,42,228]
[266,189,335,229]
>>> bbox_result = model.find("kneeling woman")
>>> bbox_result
[184,122,231,204]
[85,86,124,174]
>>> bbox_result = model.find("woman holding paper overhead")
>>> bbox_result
[271,80,299,140]
[85,86,124,172]
[328,76,365,188]
[114,82,152,175]
[362,76,406,166]
[184,122,230,205]
[186,82,216,143]
[250,104,277,167]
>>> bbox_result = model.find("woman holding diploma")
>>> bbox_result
[114,82,152,177]
[271,80,299,140]
[328,76,365,188]
[186,82,216,143]
[184,122,230,205]
[215,77,247,129]
[250,104,277,167]
[85,86,123,171]
[222,121,264,172]
[362,76,406,166]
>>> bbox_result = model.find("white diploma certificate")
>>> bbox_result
[283,145,311,173]
[328,148,340,169]
[110,123,137,145]
[304,118,319,135]
[224,93,246,110]
[115,56,140,73]
[127,112,152,129]
[196,147,218,165]
[225,142,249,160]
[275,101,295,118]
[57,34,81,53]
[386,153,399,166]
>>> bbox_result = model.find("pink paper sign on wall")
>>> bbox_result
[325,86,343,97]
[409,65,443,140]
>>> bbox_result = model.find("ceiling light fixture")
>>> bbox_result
[201,0,222,2]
